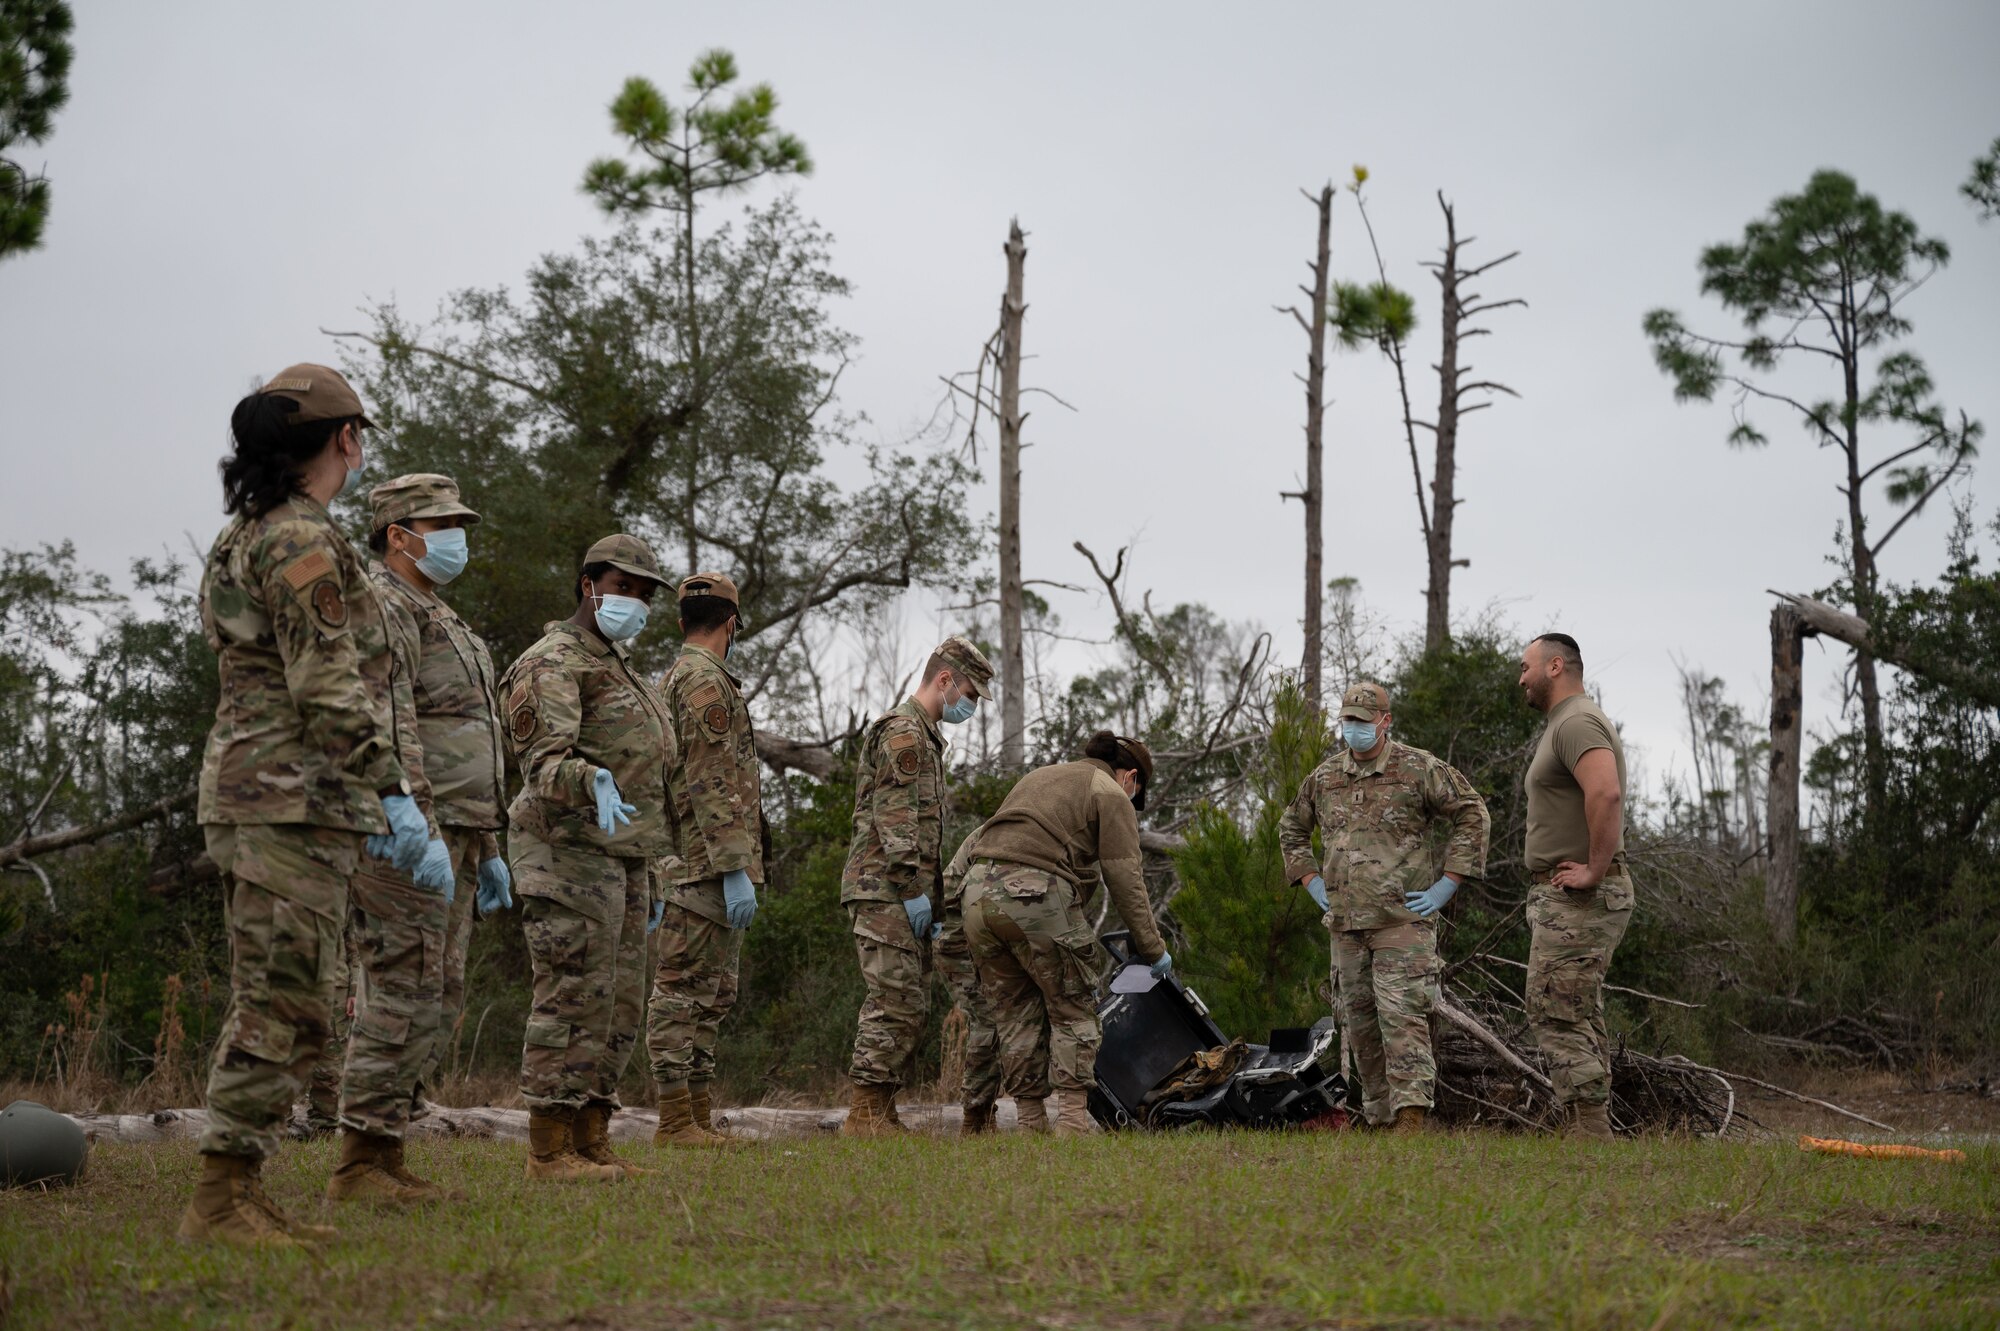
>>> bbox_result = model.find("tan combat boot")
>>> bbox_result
[653,1087,746,1149]
[326,1128,430,1206]
[1052,1087,1097,1136]
[841,1082,904,1138]
[1013,1095,1050,1134]
[574,1102,650,1177]
[1567,1100,1615,1141]
[525,1108,621,1182]
[179,1153,318,1249]
[1392,1105,1429,1135]
[382,1138,466,1201]
[959,1104,996,1137]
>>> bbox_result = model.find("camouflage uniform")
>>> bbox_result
[304,928,355,1133]
[365,475,508,1092]
[961,754,1166,1103]
[196,484,407,1162]
[840,697,943,1090]
[501,544,676,1114]
[647,606,763,1094]
[1279,705,1488,1124]
[936,830,1000,1113]
[313,544,462,1139]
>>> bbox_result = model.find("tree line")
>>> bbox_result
[2,44,1996,1097]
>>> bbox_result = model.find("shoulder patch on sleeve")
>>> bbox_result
[688,680,724,711]
[281,550,335,591]
[309,578,348,628]
[884,730,919,752]
[511,701,540,744]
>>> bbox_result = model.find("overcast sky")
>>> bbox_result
[4,1,1997,801]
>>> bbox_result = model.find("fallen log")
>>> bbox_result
[64,1099,1036,1145]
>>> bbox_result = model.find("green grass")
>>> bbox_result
[1,1133,1995,1329]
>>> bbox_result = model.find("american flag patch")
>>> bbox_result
[281,550,336,590]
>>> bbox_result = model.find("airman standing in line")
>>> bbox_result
[839,637,994,1135]
[960,732,1171,1135]
[500,535,676,1181]
[646,573,763,1148]
[1279,682,1489,1133]
[361,476,513,1109]
[180,366,429,1248]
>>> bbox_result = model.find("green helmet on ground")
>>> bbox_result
[0,1100,89,1187]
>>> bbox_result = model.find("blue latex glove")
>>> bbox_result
[476,857,513,916]
[903,895,934,939]
[412,837,455,900]
[722,868,757,930]
[647,899,665,934]
[1304,874,1330,912]
[366,794,430,873]
[592,768,636,836]
[1150,950,1174,980]
[1404,875,1459,919]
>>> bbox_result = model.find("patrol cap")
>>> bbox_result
[368,473,481,533]
[582,533,666,587]
[933,634,995,699]
[258,363,375,429]
[1116,736,1154,810]
[1338,682,1390,721]
[677,570,740,607]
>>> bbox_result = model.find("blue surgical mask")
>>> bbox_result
[406,527,469,585]
[592,592,649,642]
[337,432,365,497]
[1342,720,1379,753]
[941,686,977,725]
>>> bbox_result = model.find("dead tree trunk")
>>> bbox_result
[1282,185,1333,712]
[1420,196,1522,653]
[1767,603,1807,946]
[998,220,1028,768]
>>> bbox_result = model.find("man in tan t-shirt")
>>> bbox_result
[1518,632,1632,1140]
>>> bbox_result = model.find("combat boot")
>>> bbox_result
[653,1088,747,1149]
[1392,1106,1429,1135]
[179,1153,320,1249]
[689,1084,725,1134]
[574,1101,650,1177]
[326,1128,427,1206]
[525,1108,621,1183]
[1052,1088,1097,1136]
[841,1082,904,1137]
[1567,1100,1615,1141]
[960,1104,996,1137]
[382,1138,466,1201]
[1013,1095,1050,1134]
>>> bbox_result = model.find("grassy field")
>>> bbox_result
[1,1131,1995,1330]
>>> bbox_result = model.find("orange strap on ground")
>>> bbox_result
[1798,1134,1966,1163]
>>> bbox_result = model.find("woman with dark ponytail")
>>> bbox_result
[955,729,1175,1134]
[181,363,436,1250]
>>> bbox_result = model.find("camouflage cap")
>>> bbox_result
[1115,736,1155,811]
[368,473,480,532]
[258,363,375,429]
[677,571,739,606]
[583,533,666,587]
[933,634,995,699]
[1338,681,1391,721]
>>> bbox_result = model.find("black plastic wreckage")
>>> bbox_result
[1090,932,1350,1131]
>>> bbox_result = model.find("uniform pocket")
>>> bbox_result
[354,999,412,1046]
[523,1014,571,1049]
[1056,931,1103,1001]
[223,1007,296,1064]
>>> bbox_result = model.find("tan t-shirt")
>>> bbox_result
[1524,693,1626,873]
